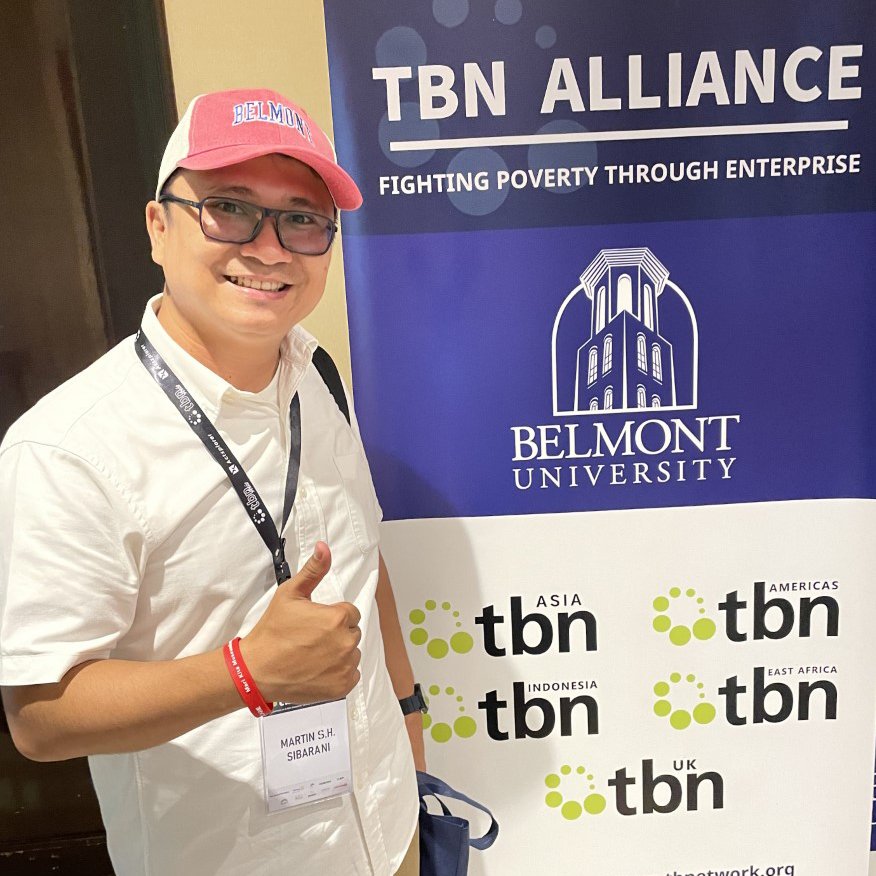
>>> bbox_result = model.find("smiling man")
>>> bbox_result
[0,89,423,875]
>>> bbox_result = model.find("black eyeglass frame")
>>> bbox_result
[158,194,339,256]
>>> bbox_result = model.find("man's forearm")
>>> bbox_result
[375,551,427,770]
[2,649,241,762]
[3,543,362,763]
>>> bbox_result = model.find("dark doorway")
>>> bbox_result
[0,0,175,870]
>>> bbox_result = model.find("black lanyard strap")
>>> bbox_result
[135,328,300,584]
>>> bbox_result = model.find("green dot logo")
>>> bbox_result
[543,764,607,821]
[408,599,475,659]
[422,684,477,743]
[652,587,717,646]
[652,672,717,730]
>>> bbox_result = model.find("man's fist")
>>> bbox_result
[240,542,362,703]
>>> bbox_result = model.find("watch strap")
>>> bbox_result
[399,682,428,715]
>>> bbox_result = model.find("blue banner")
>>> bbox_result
[324,2,876,873]
[327,0,876,522]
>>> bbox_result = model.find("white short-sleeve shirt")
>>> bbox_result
[0,298,418,875]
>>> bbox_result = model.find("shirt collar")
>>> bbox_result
[140,294,318,417]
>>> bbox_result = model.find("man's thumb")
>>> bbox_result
[285,542,331,599]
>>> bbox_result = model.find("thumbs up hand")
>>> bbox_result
[240,542,362,703]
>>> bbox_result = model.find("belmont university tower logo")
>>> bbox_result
[552,247,698,417]
[510,246,740,491]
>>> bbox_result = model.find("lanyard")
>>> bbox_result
[135,328,300,585]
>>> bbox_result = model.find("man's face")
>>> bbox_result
[146,153,335,351]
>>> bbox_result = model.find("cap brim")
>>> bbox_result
[177,144,363,211]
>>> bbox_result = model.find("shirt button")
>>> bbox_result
[299,486,308,500]
[351,710,359,721]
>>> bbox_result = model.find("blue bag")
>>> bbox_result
[417,771,499,876]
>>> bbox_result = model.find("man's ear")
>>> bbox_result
[145,200,168,267]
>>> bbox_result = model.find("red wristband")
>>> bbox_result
[224,637,273,718]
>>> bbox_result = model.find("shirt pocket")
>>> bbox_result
[333,451,380,553]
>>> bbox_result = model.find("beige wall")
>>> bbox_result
[163,0,353,385]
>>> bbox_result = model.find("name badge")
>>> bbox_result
[259,699,352,813]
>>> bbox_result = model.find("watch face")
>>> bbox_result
[401,684,428,715]
[414,684,428,713]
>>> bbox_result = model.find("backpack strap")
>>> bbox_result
[311,346,351,426]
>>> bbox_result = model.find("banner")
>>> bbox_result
[323,2,876,873]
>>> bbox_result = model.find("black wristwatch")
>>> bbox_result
[399,683,428,716]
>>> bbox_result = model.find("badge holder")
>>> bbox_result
[259,698,353,813]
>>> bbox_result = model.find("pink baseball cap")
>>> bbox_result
[156,88,362,210]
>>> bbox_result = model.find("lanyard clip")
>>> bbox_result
[274,538,291,585]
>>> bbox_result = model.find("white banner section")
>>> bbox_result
[382,500,876,876]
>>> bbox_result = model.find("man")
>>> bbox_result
[0,88,424,875]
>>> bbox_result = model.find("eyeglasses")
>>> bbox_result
[159,194,338,256]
